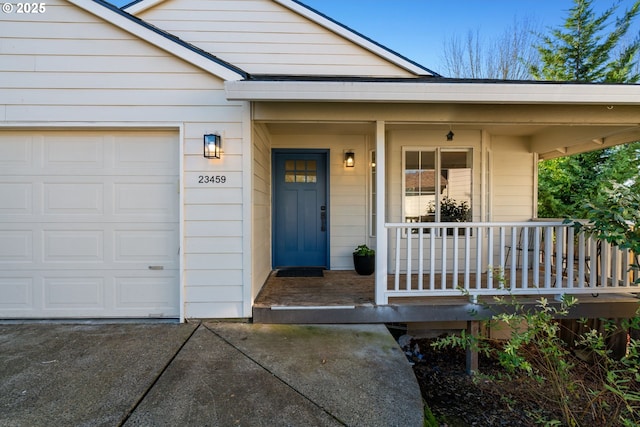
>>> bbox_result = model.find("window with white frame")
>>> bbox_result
[403,148,472,231]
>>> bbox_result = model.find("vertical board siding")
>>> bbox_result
[136,0,413,76]
[1,0,246,319]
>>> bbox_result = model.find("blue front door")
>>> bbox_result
[273,151,328,268]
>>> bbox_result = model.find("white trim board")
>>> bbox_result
[225,80,640,105]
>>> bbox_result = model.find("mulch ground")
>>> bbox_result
[408,336,558,426]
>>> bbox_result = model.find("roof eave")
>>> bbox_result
[225,80,640,105]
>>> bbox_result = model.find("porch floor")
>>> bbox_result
[253,270,639,324]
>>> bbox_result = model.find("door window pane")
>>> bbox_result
[284,159,318,184]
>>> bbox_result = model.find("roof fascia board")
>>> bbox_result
[273,0,437,77]
[123,0,163,14]
[70,0,245,81]
[225,80,640,105]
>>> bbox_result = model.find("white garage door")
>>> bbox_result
[0,130,180,318]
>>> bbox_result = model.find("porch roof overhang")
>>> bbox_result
[226,77,640,160]
[225,77,640,105]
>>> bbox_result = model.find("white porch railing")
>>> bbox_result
[382,221,639,303]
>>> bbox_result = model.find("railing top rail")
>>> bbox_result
[385,221,569,228]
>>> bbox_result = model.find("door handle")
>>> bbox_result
[320,206,326,232]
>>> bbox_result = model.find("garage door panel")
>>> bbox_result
[115,229,177,264]
[44,135,104,169]
[44,276,104,308]
[0,277,33,308]
[44,182,104,215]
[0,134,33,168]
[114,182,177,217]
[0,230,33,263]
[0,269,179,317]
[43,229,104,263]
[114,132,177,171]
[0,130,179,318]
[0,182,32,214]
[116,276,177,310]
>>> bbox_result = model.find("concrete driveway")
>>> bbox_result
[0,321,423,426]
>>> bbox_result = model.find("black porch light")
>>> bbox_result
[344,151,355,167]
[203,134,222,159]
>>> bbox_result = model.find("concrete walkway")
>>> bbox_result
[0,322,424,426]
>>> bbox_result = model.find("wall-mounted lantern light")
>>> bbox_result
[203,134,222,159]
[344,151,355,167]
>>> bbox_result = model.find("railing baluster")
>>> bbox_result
[429,227,435,290]
[622,248,630,287]
[566,227,574,288]
[487,227,494,289]
[475,227,483,290]
[509,226,517,287]
[499,227,506,276]
[533,227,540,287]
[590,236,598,288]
[544,226,553,288]
[612,246,619,287]
[382,221,636,300]
[394,227,401,291]
[577,232,585,288]
[441,230,447,290]
[601,243,609,288]
[521,227,529,290]
[555,226,563,288]
[418,228,424,291]
[452,228,459,289]
[406,226,412,291]
[464,228,471,290]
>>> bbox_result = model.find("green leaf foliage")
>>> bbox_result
[534,0,640,219]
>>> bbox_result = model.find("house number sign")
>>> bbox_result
[197,175,227,184]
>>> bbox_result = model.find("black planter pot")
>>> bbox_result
[353,254,375,275]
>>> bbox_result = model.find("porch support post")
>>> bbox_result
[466,320,479,375]
[375,120,387,305]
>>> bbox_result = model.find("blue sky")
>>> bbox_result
[300,0,640,74]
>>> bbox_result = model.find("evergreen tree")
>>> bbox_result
[530,0,640,83]
[534,0,640,218]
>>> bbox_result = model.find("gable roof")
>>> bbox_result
[68,0,247,81]
[122,0,438,77]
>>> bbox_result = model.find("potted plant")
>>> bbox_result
[439,197,471,223]
[353,244,375,275]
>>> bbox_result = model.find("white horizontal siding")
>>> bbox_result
[491,137,535,221]
[185,269,243,286]
[1,0,249,319]
[137,0,414,76]
[251,124,273,301]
